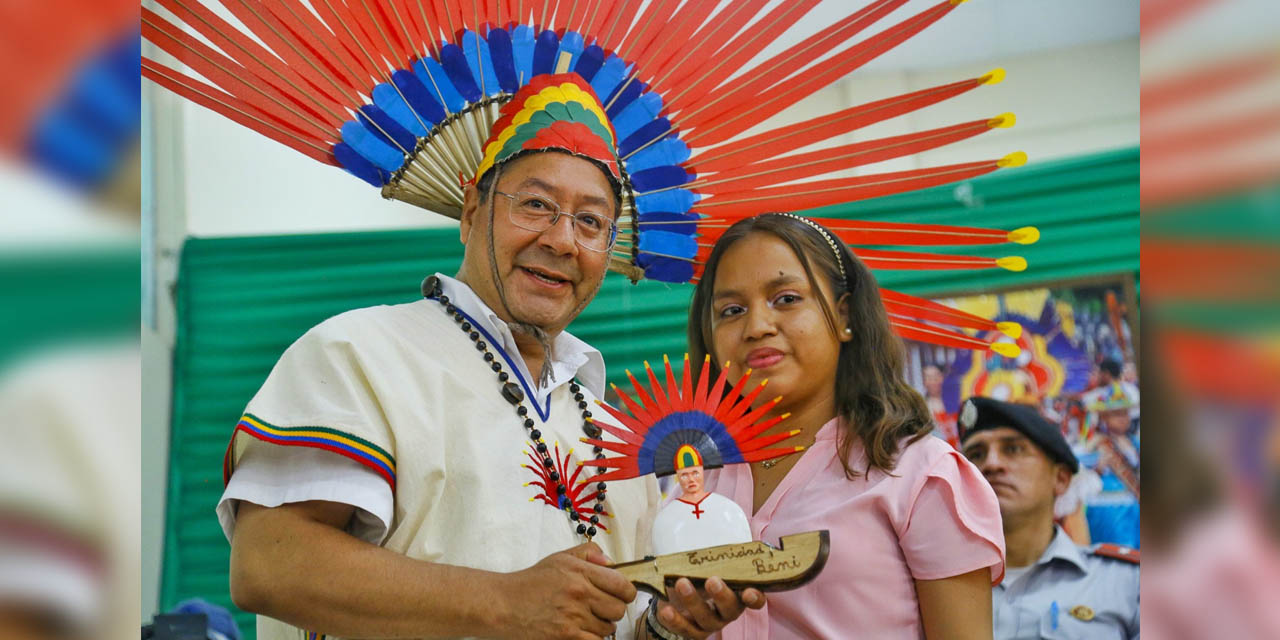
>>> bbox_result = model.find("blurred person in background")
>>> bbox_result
[923,364,959,449]
[960,396,1139,640]
[1080,391,1141,549]
[1082,358,1140,423]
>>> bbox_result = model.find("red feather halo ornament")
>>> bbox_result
[581,354,804,483]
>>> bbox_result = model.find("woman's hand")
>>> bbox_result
[651,577,766,639]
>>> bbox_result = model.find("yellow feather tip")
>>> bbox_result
[663,354,670,364]
[997,256,1028,272]
[998,151,1028,168]
[987,112,1016,129]
[781,412,792,419]
[980,67,1006,85]
[684,353,690,361]
[760,378,769,386]
[990,342,1022,358]
[1007,226,1040,245]
[529,497,536,502]
[789,429,801,436]
[997,321,1023,339]
[950,0,969,4]
[795,446,807,452]
[704,354,711,362]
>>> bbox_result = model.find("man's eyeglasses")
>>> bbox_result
[494,191,618,253]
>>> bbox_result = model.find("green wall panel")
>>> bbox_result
[163,147,1137,637]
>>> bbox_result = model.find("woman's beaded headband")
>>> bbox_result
[776,213,847,280]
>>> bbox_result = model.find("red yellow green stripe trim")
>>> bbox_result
[222,413,396,490]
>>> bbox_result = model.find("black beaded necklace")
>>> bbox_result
[422,275,609,539]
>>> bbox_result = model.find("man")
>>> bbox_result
[960,396,1139,639]
[651,451,752,555]
[216,78,761,640]
[1082,358,1140,423]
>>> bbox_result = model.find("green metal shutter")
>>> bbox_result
[162,147,1137,637]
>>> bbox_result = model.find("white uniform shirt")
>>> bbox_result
[992,526,1139,639]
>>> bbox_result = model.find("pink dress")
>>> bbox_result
[706,418,1005,640]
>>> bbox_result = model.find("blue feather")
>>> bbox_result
[626,138,690,173]
[638,212,700,235]
[358,105,416,155]
[460,30,500,97]
[532,29,560,76]
[439,43,482,102]
[590,54,629,99]
[638,230,697,259]
[392,70,446,127]
[642,259,695,284]
[486,27,518,92]
[574,44,605,81]
[612,92,662,140]
[605,79,645,119]
[630,165,693,193]
[341,121,403,173]
[637,413,742,470]
[333,142,390,186]
[555,31,585,72]
[372,83,428,136]
[619,118,672,157]
[511,25,536,85]
[635,188,697,216]
[413,58,466,113]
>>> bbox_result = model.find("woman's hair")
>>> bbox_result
[687,214,933,478]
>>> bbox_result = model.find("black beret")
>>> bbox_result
[958,396,1079,473]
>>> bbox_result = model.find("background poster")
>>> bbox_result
[905,277,1138,448]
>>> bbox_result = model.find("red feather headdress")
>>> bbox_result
[144,0,1033,354]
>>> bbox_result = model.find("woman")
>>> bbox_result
[682,213,1004,639]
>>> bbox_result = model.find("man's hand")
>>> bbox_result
[498,542,637,640]
[652,577,766,639]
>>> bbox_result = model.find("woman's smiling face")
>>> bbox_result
[709,232,849,415]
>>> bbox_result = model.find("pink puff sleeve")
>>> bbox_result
[898,442,1006,585]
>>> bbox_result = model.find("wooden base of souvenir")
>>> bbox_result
[612,530,830,598]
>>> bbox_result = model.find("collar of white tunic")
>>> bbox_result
[432,273,607,403]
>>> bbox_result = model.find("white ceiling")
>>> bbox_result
[756,0,1140,71]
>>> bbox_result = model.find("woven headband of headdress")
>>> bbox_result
[143,0,1033,355]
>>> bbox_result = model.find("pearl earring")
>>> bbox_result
[843,327,852,335]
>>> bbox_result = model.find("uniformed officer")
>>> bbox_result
[960,396,1140,639]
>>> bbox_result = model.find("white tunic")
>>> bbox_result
[651,492,753,556]
[219,275,660,639]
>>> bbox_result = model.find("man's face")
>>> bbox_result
[457,152,616,335]
[1100,408,1130,434]
[922,366,944,396]
[676,466,705,498]
[962,427,1070,522]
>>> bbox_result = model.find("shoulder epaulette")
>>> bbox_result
[1090,543,1140,564]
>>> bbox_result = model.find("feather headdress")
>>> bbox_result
[144,0,1033,354]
